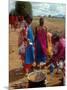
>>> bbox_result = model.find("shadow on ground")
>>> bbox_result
[9,68,25,83]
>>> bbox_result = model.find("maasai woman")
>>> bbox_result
[35,17,47,67]
[18,18,28,68]
[16,17,27,75]
[51,33,65,67]
[23,14,34,73]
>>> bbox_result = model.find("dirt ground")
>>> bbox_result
[9,17,65,89]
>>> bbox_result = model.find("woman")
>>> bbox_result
[35,17,47,67]
[51,33,65,67]
[18,17,28,69]
[23,14,34,73]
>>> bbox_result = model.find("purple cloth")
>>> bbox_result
[51,37,65,65]
[36,27,47,55]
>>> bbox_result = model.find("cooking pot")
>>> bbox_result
[27,71,46,87]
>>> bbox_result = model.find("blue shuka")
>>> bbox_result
[25,26,34,64]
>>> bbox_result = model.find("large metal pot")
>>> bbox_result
[27,71,46,87]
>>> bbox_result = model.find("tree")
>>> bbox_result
[9,9,16,16]
[15,1,32,17]
[48,15,52,18]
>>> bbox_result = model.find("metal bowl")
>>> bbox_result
[27,71,46,87]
